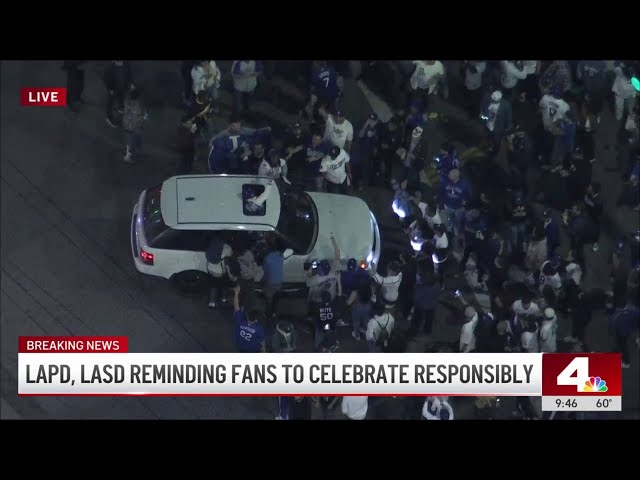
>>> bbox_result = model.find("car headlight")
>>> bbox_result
[366,251,374,264]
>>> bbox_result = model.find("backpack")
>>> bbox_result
[206,236,225,264]
[375,314,391,347]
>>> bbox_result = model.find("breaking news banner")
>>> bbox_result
[16,337,621,411]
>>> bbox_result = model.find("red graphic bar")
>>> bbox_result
[542,353,622,396]
[18,336,128,353]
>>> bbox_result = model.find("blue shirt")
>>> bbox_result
[234,310,266,352]
[609,306,640,336]
[263,251,284,285]
[304,140,330,177]
[435,151,460,178]
[341,270,370,295]
[312,66,339,102]
[545,219,560,255]
[439,178,471,210]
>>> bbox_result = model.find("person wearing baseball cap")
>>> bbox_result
[480,89,513,151]
[322,108,353,153]
[540,308,558,352]
[319,145,351,194]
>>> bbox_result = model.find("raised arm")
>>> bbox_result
[330,235,340,262]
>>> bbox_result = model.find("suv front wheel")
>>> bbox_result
[172,270,210,294]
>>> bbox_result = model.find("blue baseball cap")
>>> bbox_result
[319,259,332,276]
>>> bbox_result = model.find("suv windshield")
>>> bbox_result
[143,185,169,242]
[276,188,317,254]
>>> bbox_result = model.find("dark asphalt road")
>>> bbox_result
[1,60,637,419]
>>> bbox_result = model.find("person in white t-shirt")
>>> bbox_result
[511,292,541,333]
[432,223,450,289]
[341,396,368,420]
[410,60,444,94]
[459,306,478,352]
[422,396,454,420]
[463,61,486,115]
[319,146,351,194]
[258,149,290,184]
[372,261,403,308]
[366,302,395,352]
[322,109,354,152]
[539,308,558,352]
[539,91,570,133]
[500,61,527,93]
[539,259,562,297]
[191,60,221,109]
[520,316,540,353]
[612,65,637,122]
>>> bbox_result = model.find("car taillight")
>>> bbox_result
[360,260,367,269]
[140,249,154,265]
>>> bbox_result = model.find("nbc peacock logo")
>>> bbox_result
[582,377,608,393]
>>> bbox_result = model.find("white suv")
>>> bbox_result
[131,175,381,292]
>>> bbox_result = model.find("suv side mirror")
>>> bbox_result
[283,248,294,259]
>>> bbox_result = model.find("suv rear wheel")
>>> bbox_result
[172,270,209,294]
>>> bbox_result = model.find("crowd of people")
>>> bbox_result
[64,59,640,420]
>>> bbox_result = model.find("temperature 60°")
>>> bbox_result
[596,399,612,408]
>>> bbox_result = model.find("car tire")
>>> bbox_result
[172,270,209,294]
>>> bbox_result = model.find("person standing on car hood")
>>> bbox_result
[320,145,351,195]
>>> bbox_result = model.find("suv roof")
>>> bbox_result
[159,175,281,231]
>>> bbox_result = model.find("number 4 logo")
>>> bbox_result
[556,357,590,392]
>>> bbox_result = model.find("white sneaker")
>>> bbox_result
[336,319,348,327]
[592,243,599,252]
[123,152,135,164]
[208,301,216,309]
[275,415,286,420]
[563,336,578,343]
[622,362,631,369]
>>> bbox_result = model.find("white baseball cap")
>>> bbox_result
[544,308,556,320]
[491,90,502,102]
[412,126,424,137]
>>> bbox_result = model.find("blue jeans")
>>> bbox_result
[443,206,465,239]
[510,223,527,252]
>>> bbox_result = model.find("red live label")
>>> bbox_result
[20,87,67,107]
[542,353,622,396]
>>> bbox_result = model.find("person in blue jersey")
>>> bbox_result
[208,116,270,174]
[438,168,471,243]
[306,61,342,118]
[232,285,266,353]
[304,130,331,192]
[405,99,426,133]
[433,142,460,180]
